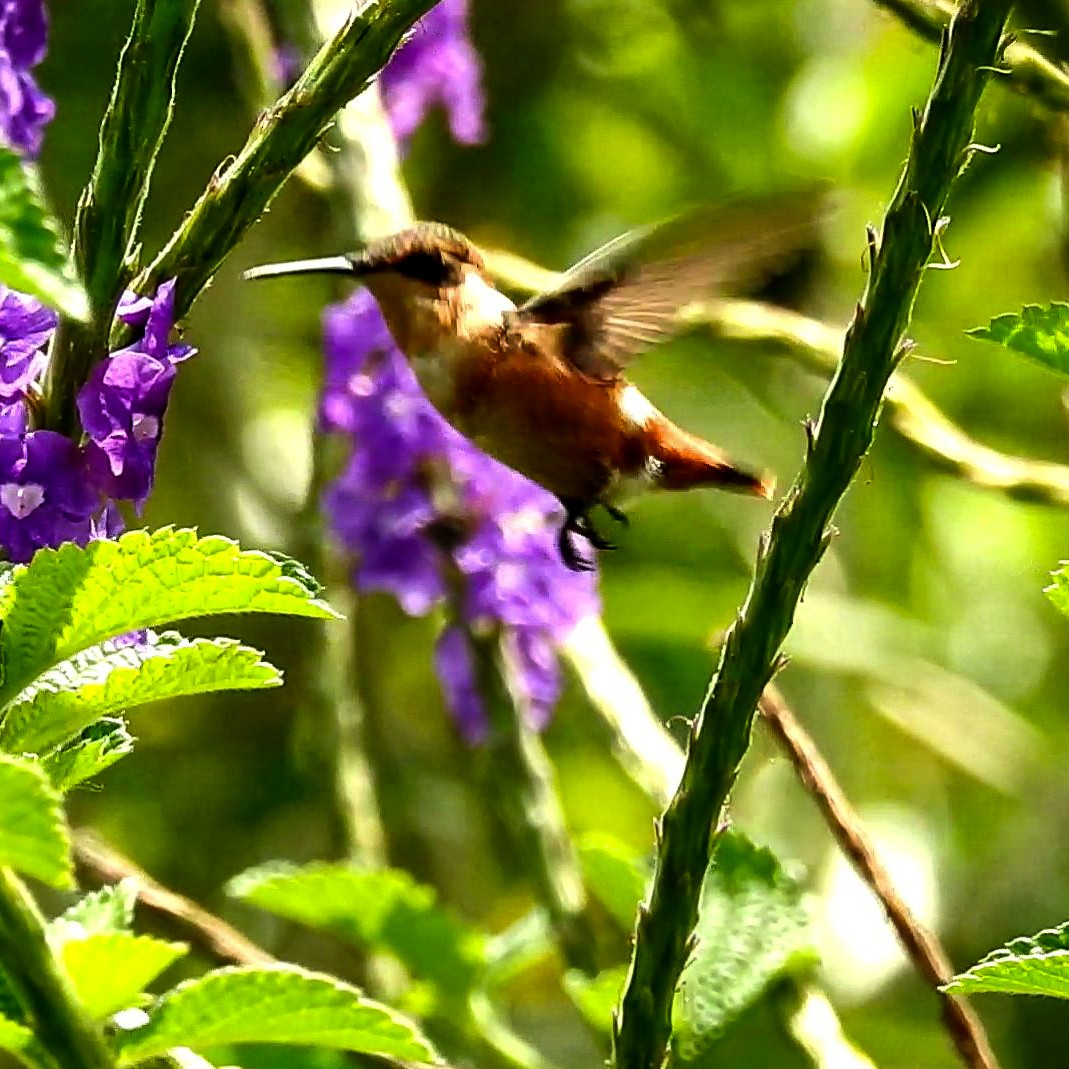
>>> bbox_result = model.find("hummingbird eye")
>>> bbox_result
[395,250,457,286]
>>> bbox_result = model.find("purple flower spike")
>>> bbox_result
[380,0,485,146]
[0,0,54,157]
[77,280,195,509]
[435,625,487,743]
[0,286,55,400]
[321,289,598,741]
[0,430,98,562]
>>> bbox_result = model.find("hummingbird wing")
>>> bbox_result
[514,197,819,382]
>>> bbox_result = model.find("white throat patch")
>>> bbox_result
[458,272,516,329]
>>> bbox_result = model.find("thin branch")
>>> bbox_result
[610,3,1014,1067]
[700,298,1069,508]
[758,687,997,1069]
[72,829,275,967]
[871,0,1069,110]
[567,610,992,1067]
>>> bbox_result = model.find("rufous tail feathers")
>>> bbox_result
[650,422,774,498]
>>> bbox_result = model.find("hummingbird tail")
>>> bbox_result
[651,426,774,499]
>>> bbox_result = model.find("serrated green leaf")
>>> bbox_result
[0,148,87,320]
[0,528,337,705]
[968,303,1069,376]
[52,879,138,936]
[1,636,281,753]
[42,716,134,792]
[228,863,484,994]
[945,920,1069,998]
[114,965,438,1065]
[672,832,817,1062]
[563,966,626,1035]
[54,932,187,1020]
[577,833,649,928]
[0,754,71,887]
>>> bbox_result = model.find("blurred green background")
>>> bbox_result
[34,1,1069,1066]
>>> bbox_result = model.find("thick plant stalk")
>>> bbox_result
[45,0,201,435]
[132,0,437,323]
[610,4,1014,1068]
[0,868,114,1069]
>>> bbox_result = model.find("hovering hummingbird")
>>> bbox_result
[245,208,792,570]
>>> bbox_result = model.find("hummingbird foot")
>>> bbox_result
[601,502,629,528]
[559,501,619,571]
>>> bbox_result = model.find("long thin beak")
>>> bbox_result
[242,255,358,282]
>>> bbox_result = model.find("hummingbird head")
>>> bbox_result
[349,222,485,289]
[244,222,505,355]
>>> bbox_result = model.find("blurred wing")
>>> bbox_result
[515,196,820,381]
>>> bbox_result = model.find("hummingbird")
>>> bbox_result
[245,208,789,570]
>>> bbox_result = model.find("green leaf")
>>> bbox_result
[228,863,484,993]
[577,833,649,928]
[563,966,627,1035]
[0,148,87,320]
[42,716,135,792]
[0,754,72,888]
[1045,565,1069,622]
[1,634,281,753]
[52,879,138,936]
[56,931,187,1019]
[968,303,1069,377]
[672,832,817,1062]
[114,965,438,1065]
[0,528,337,705]
[0,1014,33,1057]
[945,921,1069,997]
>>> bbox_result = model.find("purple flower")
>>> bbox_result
[77,280,195,509]
[0,430,98,562]
[321,290,598,740]
[0,0,54,157]
[380,0,485,146]
[0,286,54,400]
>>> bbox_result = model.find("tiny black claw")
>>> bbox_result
[558,500,612,571]
[601,502,629,528]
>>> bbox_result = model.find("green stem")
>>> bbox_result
[610,4,1013,1069]
[466,623,598,977]
[0,869,114,1069]
[44,0,202,435]
[131,0,436,326]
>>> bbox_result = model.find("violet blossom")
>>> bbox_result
[0,281,192,561]
[0,285,54,399]
[379,0,485,146]
[321,291,599,741]
[78,280,195,509]
[0,0,54,157]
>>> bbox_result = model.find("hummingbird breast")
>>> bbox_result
[440,328,648,504]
